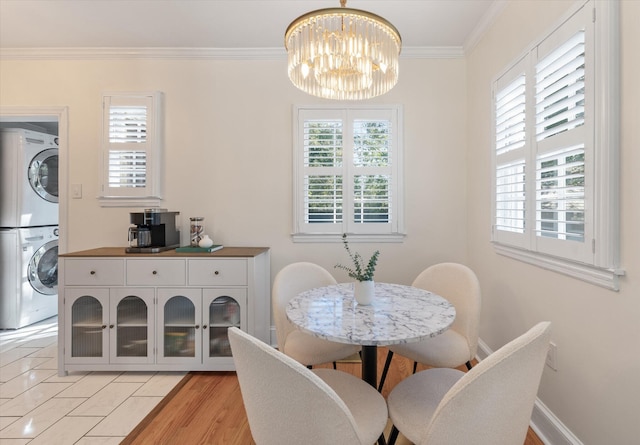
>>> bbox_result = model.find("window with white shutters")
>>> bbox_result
[293,106,404,241]
[491,0,621,289]
[100,92,163,207]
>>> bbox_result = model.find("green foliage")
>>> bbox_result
[335,233,380,282]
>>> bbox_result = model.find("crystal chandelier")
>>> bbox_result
[285,0,402,100]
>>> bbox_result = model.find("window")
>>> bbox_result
[491,0,622,289]
[99,92,163,207]
[293,105,404,241]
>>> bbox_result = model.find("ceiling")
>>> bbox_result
[0,0,501,53]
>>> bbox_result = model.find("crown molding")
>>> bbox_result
[463,0,508,53]
[0,46,465,61]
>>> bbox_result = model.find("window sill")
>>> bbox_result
[98,197,161,208]
[493,243,624,291]
[292,233,406,243]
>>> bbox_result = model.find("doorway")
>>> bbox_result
[0,107,68,253]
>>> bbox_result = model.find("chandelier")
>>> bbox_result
[285,0,402,100]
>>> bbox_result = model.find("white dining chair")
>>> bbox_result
[272,262,360,367]
[378,262,481,391]
[228,327,388,445]
[386,321,552,445]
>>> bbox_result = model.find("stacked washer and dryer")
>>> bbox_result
[0,128,59,329]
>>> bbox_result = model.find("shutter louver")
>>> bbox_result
[536,146,585,241]
[108,151,147,188]
[536,31,585,140]
[495,72,527,237]
[353,119,392,225]
[496,161,526,233]
[304,120,343,224]
[107,104,149,189]
[109,106,148,143]
[496,75,526,156]
[354,175,390,223]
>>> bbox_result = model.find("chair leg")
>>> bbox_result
[412,361,418,374]
[378,433,387,445]
[466,360,473,370]
[387,425,400,445]
[378,350,394,392]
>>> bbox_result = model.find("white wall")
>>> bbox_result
[466,1,640,443]
[0,57,468,286]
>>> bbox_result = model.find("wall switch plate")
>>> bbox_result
[546,341,558,371]
[71,184,82,199]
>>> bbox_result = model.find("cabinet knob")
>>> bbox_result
[152,270,158,275]
[109,324,114,329]
[90,270,96,275]
[214,270,220,275]
[203,325,208,329]
[195,324,200,329]
[101,325,107,329]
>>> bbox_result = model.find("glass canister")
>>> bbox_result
[190,217,204,246]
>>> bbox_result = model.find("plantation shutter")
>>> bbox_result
[101,92,162,204]
[294,106,402,238]
[108,105,148,189]
[533,7,593,263]
[348,109,396,234]
[303,117,344,227]
[493,57,529,249]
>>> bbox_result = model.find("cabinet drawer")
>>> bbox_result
[64,259,125,286]
[188,259,247,286]
[126,259,186,286]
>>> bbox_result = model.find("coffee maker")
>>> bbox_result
[126,209,180,253]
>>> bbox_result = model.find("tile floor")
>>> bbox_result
[0,317,186,444]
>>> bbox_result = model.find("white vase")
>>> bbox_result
[354,280,375,305]
[198,235,214,248]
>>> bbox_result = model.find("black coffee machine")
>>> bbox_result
[126,209,180,253]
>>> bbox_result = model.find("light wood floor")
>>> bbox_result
[123,347,544,445]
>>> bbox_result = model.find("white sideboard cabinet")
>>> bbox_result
[58,247,270,376]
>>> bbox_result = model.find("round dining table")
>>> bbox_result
[286,282,456,388]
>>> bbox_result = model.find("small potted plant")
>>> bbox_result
[335,234,380,305]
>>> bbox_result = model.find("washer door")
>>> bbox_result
[28,240,58,295]
[28,148,59,203]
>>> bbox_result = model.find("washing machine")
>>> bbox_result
[0,128,59,228]
[0,226,59,329]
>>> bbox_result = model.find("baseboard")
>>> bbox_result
[476,339,584,445]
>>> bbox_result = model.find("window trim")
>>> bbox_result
[292,104,405,243]
[99,91,163,208]
[490,0,623,290]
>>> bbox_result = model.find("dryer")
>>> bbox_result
[0,128,59,227]
[0,226,59,329]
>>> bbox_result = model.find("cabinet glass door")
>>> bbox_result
[157,289,202,364]
[110,288,154,364]
[116,296,148,356]
[204,289,247,360]
[71,295,104,357]
[65,289,109,364]
[164,295,197,358]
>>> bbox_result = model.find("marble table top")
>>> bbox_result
[286,282,456,347]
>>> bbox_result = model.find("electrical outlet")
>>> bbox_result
[546,342,558,371]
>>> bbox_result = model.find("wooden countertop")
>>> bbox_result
[60,246,270,258]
